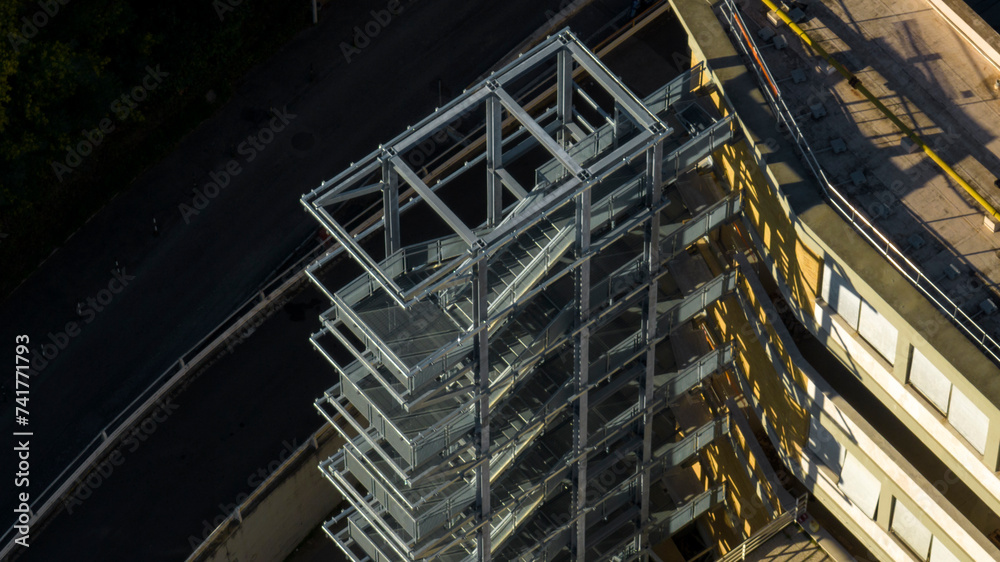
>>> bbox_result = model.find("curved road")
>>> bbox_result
[0,0,632,559]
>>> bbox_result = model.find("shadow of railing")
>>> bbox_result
[718,0,1000,366]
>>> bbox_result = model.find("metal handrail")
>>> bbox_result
[717,493,809,562]
[719,0,1000,366]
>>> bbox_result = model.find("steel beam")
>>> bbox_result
[557,47,574,148]
[473,257,491,561]
[574,82,612,127]
[493,38,564,87]
[314,182,383,207]
[393,88,491,154]
[572,186,591,561]
[613,103,622,149]
[565,41,662,131]
[640,141,663,555]
[390,155,478,246]
[486,95,503,227]
[308,159,382,206]
[496,169,527,200]
[383,158,401,255]
[494,88,586,179]
[305,203,405,306]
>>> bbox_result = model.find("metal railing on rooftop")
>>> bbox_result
[719,0,1000,366]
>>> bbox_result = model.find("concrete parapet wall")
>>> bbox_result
[924,0,1000,74]
[187,424,345,562]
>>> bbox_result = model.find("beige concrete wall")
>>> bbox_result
[702,435,771,550]
[673,0,1000,513]
[799,209,1000,470]
[734,259,998,561]
[188,424,346,562]
[707,277,811,455]
[667,0,1000,559]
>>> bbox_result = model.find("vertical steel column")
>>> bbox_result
[382,157,401,256]
[639,141,663,556]
[571,186,592,561]
[613,103,623,149]
[486,95,503,227]
[473,255,492,561]
[557,47,574,148]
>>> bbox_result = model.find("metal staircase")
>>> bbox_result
[302,31,745,562]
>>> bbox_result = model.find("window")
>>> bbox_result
[890,498,932,560]
[838,452,880,519]
[949,386,989,455]
[908,348,952,415]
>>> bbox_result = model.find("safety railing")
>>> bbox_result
[335,233,469,309]
[536,125,617,185]
[717,493,809,562]
[656,270,738,338]
[719,0,1000,366]
[662,115,734,182]
[646,485,727,542]
[652,344,734,404]
[659,191,743,257]
[488,220,573,315]
[651,417,730,477]
[591,252,646,306]
[644,62,704,116]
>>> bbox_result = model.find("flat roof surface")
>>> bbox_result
[735,0,1000,342]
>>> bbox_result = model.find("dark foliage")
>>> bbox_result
[0,0,310,296]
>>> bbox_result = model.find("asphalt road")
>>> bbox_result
[17,284,336,561]
[0,0,633,558]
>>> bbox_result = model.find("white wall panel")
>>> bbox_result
[858,300,898,364]
[822,262,862,329]
[929,539,960,562]
[909,349,952,414]
[808,414,846,472]
[891,499,932,560]
[949,386,989,455]
[839,452,881,519]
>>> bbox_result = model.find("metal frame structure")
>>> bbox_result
[302,30,744,561]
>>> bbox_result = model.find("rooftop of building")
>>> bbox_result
[726,0,1000,350]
